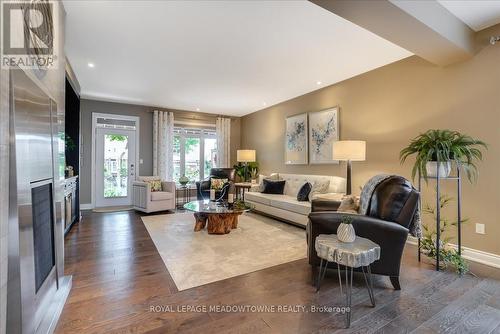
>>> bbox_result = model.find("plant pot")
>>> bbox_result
[337,223,356,243]
[425,161,451,178]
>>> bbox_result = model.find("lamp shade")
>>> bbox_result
[332,141,366,161]
[237,149,256,162]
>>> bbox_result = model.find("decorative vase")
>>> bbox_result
[337,223,356,243]
[425,161,451,178]
[179,175,189,186]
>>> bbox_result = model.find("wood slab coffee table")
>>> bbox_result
[183,200,254,234]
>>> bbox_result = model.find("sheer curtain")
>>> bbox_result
[216,117,231,168]
[153,110,174,181]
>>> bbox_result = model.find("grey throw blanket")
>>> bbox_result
[359,174,422,238]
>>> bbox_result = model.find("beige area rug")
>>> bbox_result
[141,212,306,291]
[92,205,134,213]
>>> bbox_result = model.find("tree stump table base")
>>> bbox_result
[193,212,242,234]
[193,212,207,232]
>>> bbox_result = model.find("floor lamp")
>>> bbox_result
[332,141,366,195]
[237,149,256,182]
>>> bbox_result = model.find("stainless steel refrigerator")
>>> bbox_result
[7,69,70,334]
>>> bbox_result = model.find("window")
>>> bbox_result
[173,127,217,183]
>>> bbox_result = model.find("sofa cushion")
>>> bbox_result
[210,178,228,190]
[311,192,344,202]
[148,180,162,192]
[297,182,312,201]
[245,191,272,205]
[246,192,312,215]
[262,179,286,194]
[279,173,346,195]
[257,173,280,191]
[269,195,311,215]
[151,191,174,201]
[309,180,330,202]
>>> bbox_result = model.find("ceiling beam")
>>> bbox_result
[310,0,476,66]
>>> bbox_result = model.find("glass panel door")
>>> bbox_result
[95,127,136,207]
[103,134,129,198]
[204,138,217,179]
[184,137,200,181]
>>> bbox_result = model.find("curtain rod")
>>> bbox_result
[174,120,216,128]
[147,109,232,119]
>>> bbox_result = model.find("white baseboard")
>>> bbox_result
[80,203,93,210]
[407,236,500,269]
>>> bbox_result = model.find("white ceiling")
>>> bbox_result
[64,0,412,116]
[439,0,500,31]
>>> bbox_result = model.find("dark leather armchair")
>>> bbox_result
[307,176,419,290]
[196,168,236,201]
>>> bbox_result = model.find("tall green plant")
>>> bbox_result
[420,192,469,275]
[400,129,486,182]
[233,162,258,181]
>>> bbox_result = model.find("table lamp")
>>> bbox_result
[237,149,256,182]
[332,141,366,195]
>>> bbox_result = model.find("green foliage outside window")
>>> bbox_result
[108,134,127,142]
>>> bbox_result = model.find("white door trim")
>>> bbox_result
[91,112,140,208]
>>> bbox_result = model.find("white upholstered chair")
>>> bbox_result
[132,176,176,213]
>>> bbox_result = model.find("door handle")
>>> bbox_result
[130,164,135,176]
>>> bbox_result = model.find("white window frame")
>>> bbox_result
[174,127,217,182]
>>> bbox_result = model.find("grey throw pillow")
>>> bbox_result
[309,180,330,202]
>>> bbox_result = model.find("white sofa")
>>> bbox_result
[132,176,176,213]
[245,173,346,226]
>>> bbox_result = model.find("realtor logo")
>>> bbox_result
[1,0,58,69]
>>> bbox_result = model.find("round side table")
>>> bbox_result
[176,185,191,208]
[315,234,381,328]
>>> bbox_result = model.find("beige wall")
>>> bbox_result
[241,46,500,255]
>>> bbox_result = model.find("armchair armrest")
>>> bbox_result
[132,181,150,209]
[311,199,341,212]
[196,179,211,191]
[133,180,151,191]
[308,212,408,238]
[307,212,409,276]
[161,181,176,193]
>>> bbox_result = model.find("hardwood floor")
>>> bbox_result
[55,210,500,334]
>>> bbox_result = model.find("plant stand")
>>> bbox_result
[417,165,462,271]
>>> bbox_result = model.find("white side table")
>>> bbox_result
[315,234,381,328]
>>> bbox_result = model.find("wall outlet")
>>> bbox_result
[475,223,485,235]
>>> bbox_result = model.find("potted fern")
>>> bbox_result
[400,129,486,182]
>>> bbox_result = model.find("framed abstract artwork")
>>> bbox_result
[285,113,308,165]
[308,107,339,164]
